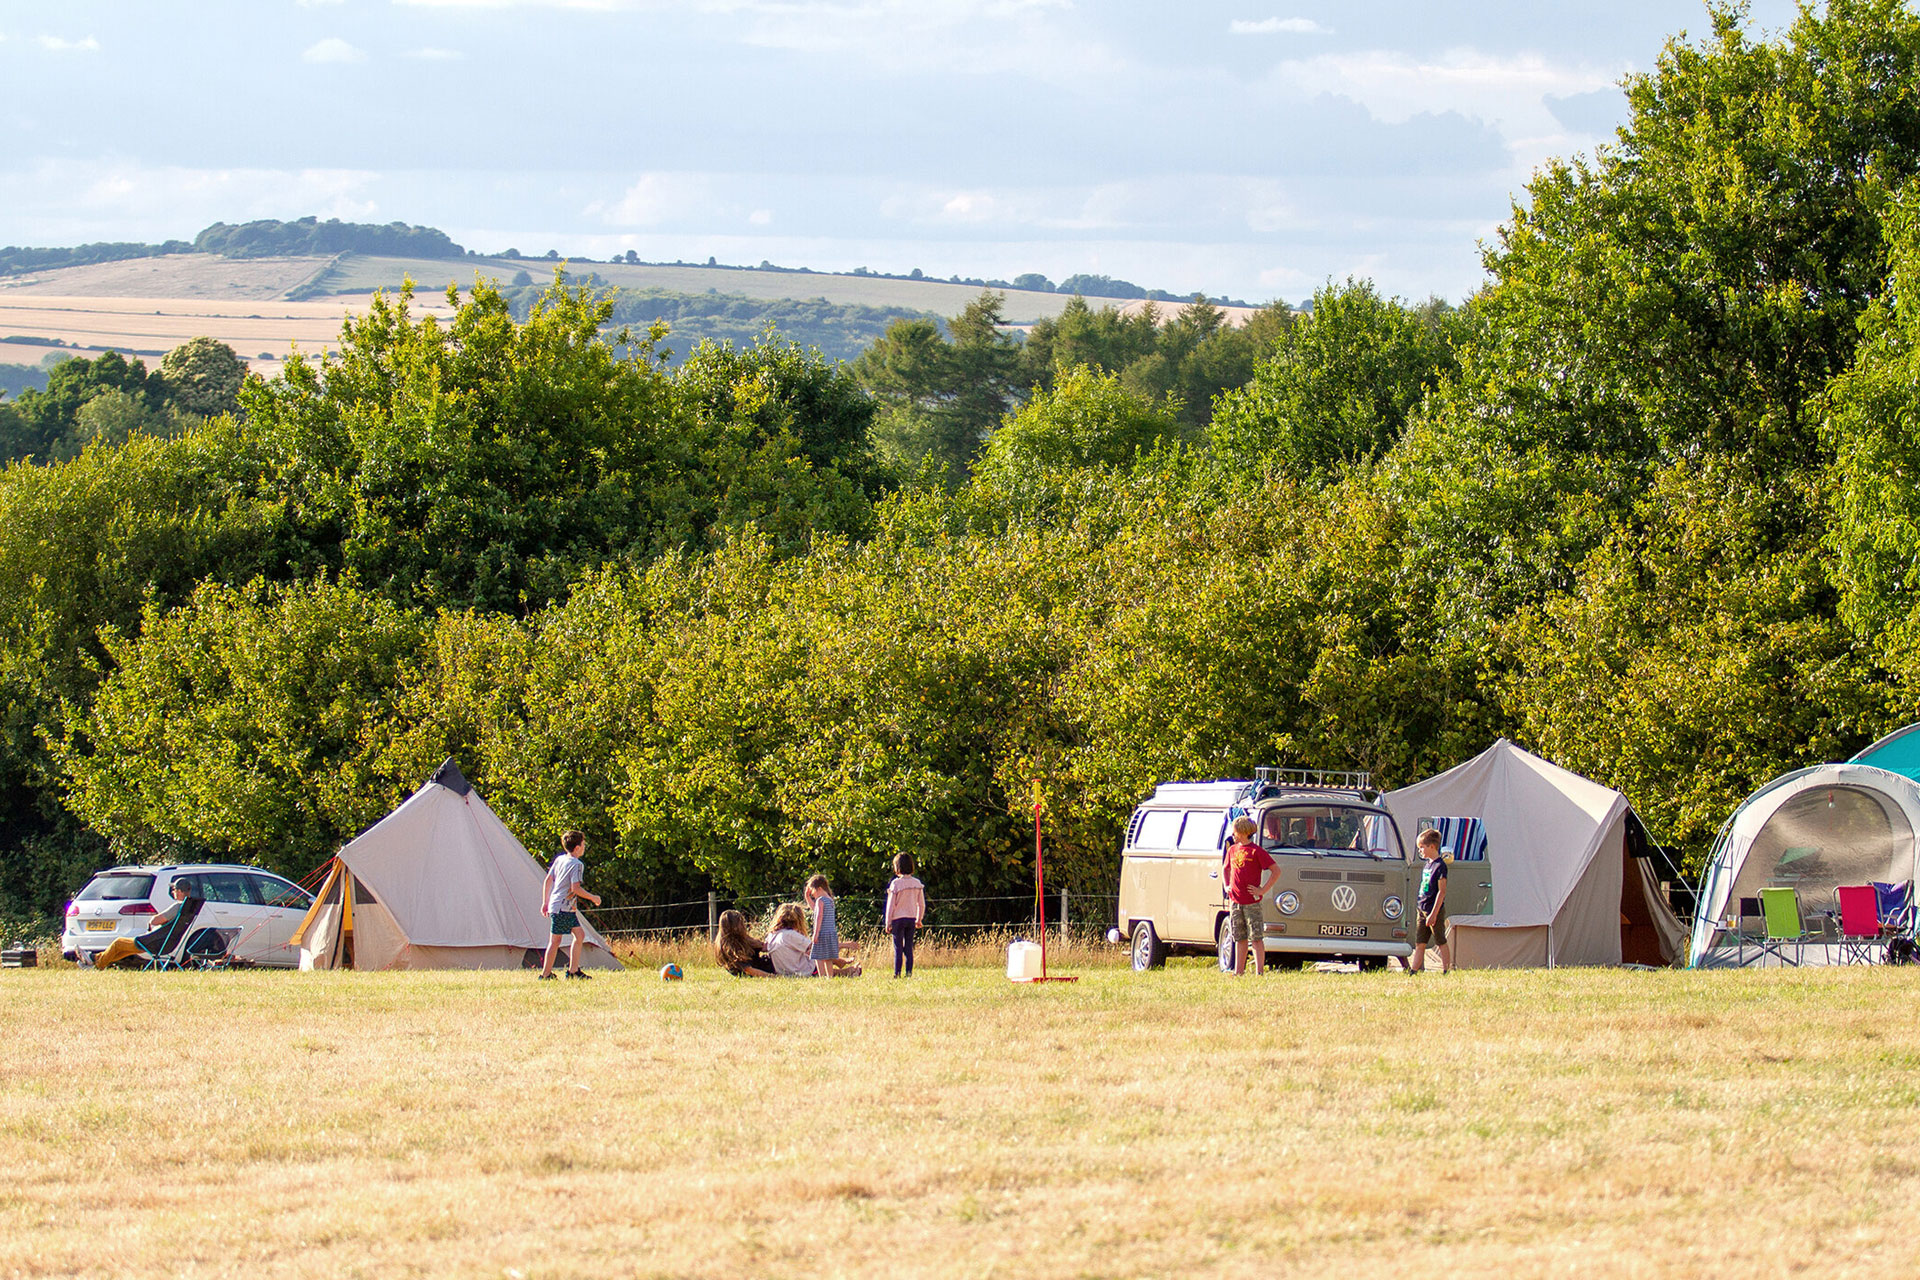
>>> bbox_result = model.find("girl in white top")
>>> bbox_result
[766,902,816,977]
[884,852,927,977]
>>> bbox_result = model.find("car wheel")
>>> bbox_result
[1216,920,1237,973]
[1129,920,1166,971]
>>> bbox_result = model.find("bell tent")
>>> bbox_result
[1382,739,1686,968]
[290,759,619,971]
[1688,725,1920,967]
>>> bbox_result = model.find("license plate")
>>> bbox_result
[1318,924,1367,938]
[85,920,117,932]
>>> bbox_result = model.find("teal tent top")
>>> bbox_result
[1851,724,1920,781]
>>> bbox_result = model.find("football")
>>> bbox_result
[659,962,684,981]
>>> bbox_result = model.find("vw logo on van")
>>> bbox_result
[1330,885,1358,913]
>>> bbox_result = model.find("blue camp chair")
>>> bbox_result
[1873,881,1914,937]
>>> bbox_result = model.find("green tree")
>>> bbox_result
[159,338,248,418]
[974,366,1182,487]
[58,577,432,873]
[854,292,1020,481]
[1211,281,1459,482]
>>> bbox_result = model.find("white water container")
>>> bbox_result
[1007,940,1043,982]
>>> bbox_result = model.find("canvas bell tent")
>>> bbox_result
[1383,739,1686,968]
[290,759,618,971]
[1688,737,1920,968]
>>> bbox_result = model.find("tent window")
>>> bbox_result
[1733,785,1915,917]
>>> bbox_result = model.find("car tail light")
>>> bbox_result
[119,903,157,916]
[65,901,78,918]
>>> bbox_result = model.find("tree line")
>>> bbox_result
[4,0,1920,939]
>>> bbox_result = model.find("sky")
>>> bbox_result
[0,0,1803,305]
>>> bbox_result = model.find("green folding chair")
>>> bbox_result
[1757,886,1808,966]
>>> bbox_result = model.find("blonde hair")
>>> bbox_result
[1417,828,1442,850]
[1231,816,1257,839]
[772,902,806,933]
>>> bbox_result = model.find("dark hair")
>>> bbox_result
[807,873,831,893]
[562,830,586,852]
[1416,828,1442,849]
[893,852,915,876]
[713,909,762,974]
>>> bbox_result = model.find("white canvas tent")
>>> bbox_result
[290,760,618,971]
[1383,739,1686,968]
[1688,759,1920,967]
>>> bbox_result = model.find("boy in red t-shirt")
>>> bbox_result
[1222,816,1278,976]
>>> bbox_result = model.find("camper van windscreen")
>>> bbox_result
[1259,806,1399,858]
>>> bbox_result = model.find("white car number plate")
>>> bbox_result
[1318,924,1367,938]
[85,920,117,932]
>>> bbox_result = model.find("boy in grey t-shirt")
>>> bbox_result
[538,830,600,980]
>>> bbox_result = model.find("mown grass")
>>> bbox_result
[3,959,1917,1278]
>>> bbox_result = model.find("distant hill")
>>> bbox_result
[0,219,461,278]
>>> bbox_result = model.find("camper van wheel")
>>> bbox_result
[1129,921,1166,971]
[1216,922,1239,973]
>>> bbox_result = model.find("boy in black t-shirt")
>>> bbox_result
[1405,828,1451,974]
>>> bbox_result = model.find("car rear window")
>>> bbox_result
[77,873,155,902]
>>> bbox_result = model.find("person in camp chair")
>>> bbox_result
[93,879,208,969]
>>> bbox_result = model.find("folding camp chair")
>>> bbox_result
[1835,885,1884,966]
[1873,882,1914,937]
[1726,896,1767,967]
[1756,887,1809,967]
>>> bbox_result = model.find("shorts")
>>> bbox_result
[550,910,579,936]
[1415,904,1447,946]
[1228,899,1265,943]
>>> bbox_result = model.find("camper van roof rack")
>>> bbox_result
[1254,766,1374,793]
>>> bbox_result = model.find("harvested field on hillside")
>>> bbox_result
[4,961,1916,1278]
[0,254,330,300]
[0,293,456,373]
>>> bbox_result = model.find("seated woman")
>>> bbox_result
[766,902,816,977]
[93,879,207,969]
[712,909,778,977]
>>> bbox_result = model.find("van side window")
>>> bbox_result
[1177,811,1224,851]
[1135,810,1182,850]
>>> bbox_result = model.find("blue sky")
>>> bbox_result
[0,0,1801,304]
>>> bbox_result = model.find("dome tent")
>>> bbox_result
[289,759,619,971]
[1382,739,1686,968]
[1689,734,1920,968]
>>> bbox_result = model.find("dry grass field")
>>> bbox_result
[0,292,457,375]
[4,949,1917,1279]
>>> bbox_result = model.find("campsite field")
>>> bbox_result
[4,956,1917,1278]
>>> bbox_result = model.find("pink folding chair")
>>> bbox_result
[1835,885,1884,965]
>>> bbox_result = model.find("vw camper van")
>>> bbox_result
[1117,768,1491,971]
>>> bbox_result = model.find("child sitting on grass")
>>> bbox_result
[767,902,816,977]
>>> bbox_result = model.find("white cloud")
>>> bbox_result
[747,208,773,226]
[1230,17,1330,36]
[587,173,716,227]
[407,47,465,60]
[38,35,101,53]
[1275,48,1618,169]
[295,0,345,7]
[302,37,367,63]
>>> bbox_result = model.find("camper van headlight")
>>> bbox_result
[1276,891,1300,916]
[1383,896,1403,921]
